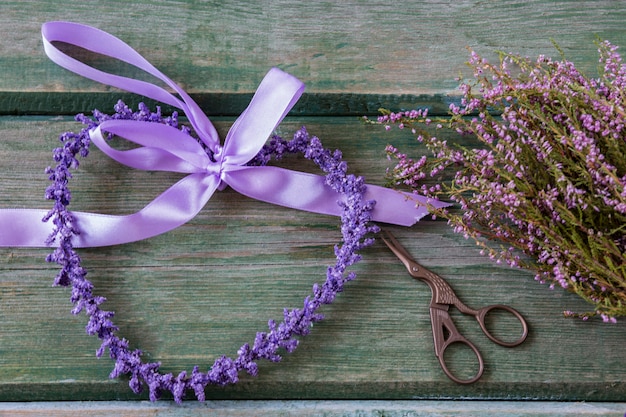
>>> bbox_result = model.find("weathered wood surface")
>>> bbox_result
[0,0,625,414]
[2,1,626,115]
[0,400,624,417]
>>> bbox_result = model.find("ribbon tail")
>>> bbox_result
[224,166,448,226]
[363,184,450,225]
[0,209,56,247]
[70,173,220,247]
[221,68,305,165]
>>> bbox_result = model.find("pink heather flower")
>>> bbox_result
[375,41,626,321]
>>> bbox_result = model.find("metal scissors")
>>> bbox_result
[381,230,529,384]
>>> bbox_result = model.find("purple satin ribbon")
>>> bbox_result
[0,21,447,248]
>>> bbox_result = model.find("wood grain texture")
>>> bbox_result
[1,1,626,100]
[0,117,625,403]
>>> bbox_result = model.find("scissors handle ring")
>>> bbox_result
[476,304,529,347]
[438,335,485,385]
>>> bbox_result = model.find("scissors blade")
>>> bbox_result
[382,230,466,306]
[380,230,420,274]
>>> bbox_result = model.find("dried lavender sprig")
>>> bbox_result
[374,41,626,321]
[45,102,379,402]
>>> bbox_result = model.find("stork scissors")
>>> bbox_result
[381,230,529,384]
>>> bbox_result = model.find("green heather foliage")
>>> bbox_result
[372,42,626,321]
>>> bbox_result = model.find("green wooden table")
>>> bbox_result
[0,1,625,415]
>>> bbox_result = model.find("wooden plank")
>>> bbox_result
[0,116,625,402]
[0,400,624,417]
[1,1,626,108]
[0,91,454,117]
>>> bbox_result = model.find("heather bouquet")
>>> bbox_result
[373,41,626,321]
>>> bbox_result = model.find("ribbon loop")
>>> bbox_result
[221,68,305,166]
[42,21,219,150]
[90,121,211,173]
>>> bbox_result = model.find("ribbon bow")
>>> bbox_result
[0,21,446,248]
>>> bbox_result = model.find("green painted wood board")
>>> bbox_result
[0,0,625,413]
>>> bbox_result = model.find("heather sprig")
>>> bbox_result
[373,41,626,321]
[45,101,378,402]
